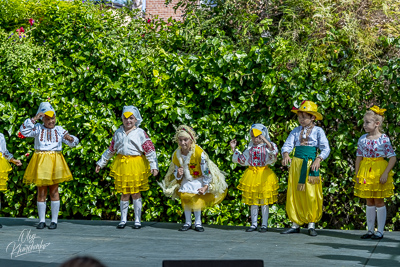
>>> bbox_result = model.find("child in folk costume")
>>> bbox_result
[96,106,158,229]
[230,124,279,232]
[159,125,228,232]
[354,106,396,240]
[20,102,79,230]
[281,100,330,236]
[0,134,22,228]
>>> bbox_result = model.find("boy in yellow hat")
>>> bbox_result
[230,124,279,232]
[354,106,396,240]
[96,106,159,229]
[280,100,330,236]
[20,102,79,230]
[159,125,227,232]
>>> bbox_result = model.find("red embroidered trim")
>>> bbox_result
[40,129,44,141]
[109,139,115,153]
[142,140,155,154]
[144,131,149,139]
[54,129,59,142]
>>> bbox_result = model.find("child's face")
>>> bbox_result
[178,136,192,151]
[363,115,379,133]
[250,131,263,146]
[43,115,56,129]
[122,115,137,130]
[297,111,315,127]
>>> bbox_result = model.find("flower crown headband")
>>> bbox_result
[370,105,386,116]
[181,126,195,141]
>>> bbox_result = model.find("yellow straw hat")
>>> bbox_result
[291,100,323,120]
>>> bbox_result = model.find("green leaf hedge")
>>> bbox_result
[0,0,399,230]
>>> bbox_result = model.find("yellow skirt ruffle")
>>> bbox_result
[237,166,279,205]
[0,154,12,192]
[354,157,394,199]
[23,151,73,187]
[286,157,323,225]
[110,155,151,194]
[179,190,227,211]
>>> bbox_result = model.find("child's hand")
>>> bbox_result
[151,169,159,176]
[33,112,44,121]
[230,139,237,152]
[380,172,388,184]
[282,153,291,166]
[95,165,101,173]
[64,134,74,142]
[177,167,184,178]
[10,158,22,166]
[197,185,208,195]
[311,158,321,172]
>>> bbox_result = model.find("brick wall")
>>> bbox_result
[145,0,184,21]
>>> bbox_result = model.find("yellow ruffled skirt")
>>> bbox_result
[354,157,394,199]
[237,166,279,205]
[110,155,151,194]
[286,157,323,225]
[23,151,73,187]
[0,153,12,192]
[179,190,227,211]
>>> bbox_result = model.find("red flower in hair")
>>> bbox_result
[18,132,26,139]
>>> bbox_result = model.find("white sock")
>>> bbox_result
[366,205,376,233]
[251,205,258,227]
[376,206,386,235]
[291,222,300,229]
[308,222,315,229]
[37,202,46,223]
[133,198,142,225]
[120,200,129,223]
[194,210,202,226]
[261,205,269,227]
[184,209,192,226]
[51,201,60,223]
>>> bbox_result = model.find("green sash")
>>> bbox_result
[294,146,320,191]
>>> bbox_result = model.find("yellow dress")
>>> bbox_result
[0,153,12,192]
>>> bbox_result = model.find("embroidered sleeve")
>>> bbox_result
[20,118,40,138]
[0,134,13,161]
[356,137,363,157]
[264,142,278,165]
[317,128,331,160]
[232,148,249,166]
[382,135,396,158]
[140,130,158,170]
[200,152,211,185]
[60,127,79,148]
[96,134,116,168]
[281,129,296,155]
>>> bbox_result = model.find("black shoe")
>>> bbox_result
[308,228,317,236]
[178,224,192,231]
[48,222,57,230]
[133,224,141,229]
[36,222,46,229]
[281,227,300,234]
[371,232,384,240]
[361,232,374,239]
[246,226,257,232]
[194,225,204,232]
[259,226,268,233]
[117,222,126,229]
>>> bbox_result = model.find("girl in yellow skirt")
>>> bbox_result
[159,125,228,232]
[96,106,159,229]
[0,134,22,228]
[229,124,279,232]
[20,102,79,230]
[354,106,396,240]
[281,100,330,236]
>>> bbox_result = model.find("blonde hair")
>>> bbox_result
[364,110,384,133]
[173,125,198,143]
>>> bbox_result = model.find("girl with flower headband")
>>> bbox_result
[20,102,79,230]
[229,124,279,232]
[159,125,227,232]
[96,106,158,229]
[281,100,330,236]
[0,133,22,228]
[354,106,396,240]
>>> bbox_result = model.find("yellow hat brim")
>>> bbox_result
[291,109,323,120]
[44,111,54,117]
[252,128,262,137]
[123,111,134,118]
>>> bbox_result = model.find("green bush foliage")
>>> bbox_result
[0,0,399,230]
